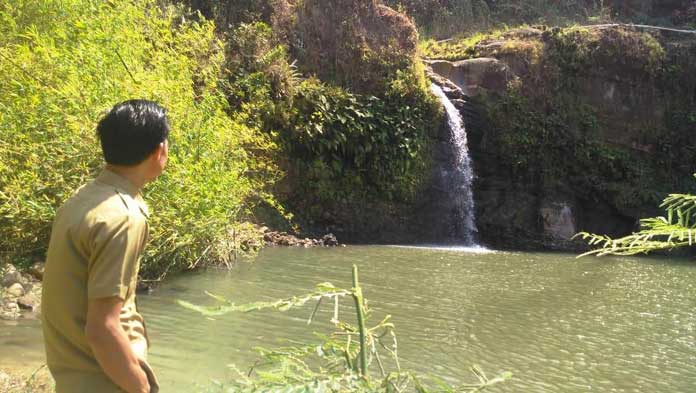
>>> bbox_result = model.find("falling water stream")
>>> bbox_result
[430,83,478,245]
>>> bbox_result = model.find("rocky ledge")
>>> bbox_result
[1,263,43,320]
[261,227,342,248]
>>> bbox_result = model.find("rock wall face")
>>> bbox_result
[430,26,696,250]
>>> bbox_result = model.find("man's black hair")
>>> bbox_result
[97,100,169,166]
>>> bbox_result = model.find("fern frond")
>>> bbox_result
[577,177,696,257]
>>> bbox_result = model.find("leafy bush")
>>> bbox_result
[282,74,439,202]
[225,22,442,205]
[0,0,279,278]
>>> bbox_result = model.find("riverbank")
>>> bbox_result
[0,227,341,321]
[0,367,52,393]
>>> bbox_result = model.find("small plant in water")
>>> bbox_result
[178,265,512,392]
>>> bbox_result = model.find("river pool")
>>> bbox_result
[1,246,695,392]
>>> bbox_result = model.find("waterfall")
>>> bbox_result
[430,83,478,245]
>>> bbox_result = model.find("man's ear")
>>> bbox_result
[153,142,166,160]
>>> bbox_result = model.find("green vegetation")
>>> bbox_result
[577,176,696,256]
[180,266,512,392]
[389,0,694,39]
[470,26,695,215]
[419,29,508,61]
[224,20,441,208]
[0,0,441,273]
[0,0,279,278]
[386,0,613,39]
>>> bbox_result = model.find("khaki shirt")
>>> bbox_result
[42,169,156,392]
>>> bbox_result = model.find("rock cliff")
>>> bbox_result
[428,25,696,250]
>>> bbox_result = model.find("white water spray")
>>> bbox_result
[430,83,478,245]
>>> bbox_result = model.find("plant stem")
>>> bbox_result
[352,264,368,377]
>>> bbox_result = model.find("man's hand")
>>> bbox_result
[85,297,150,393]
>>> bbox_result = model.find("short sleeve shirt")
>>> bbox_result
[42,169,151,392]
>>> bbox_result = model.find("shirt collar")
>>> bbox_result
[96,169,150,218]
[96,168,142,198]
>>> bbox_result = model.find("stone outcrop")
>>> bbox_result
[540,202,577,240]
[1,264,43,320]
[261,227,343,248]
[428,58,513,96]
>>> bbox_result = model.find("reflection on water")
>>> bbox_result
[1,246,695,392]
[388,244,495,253]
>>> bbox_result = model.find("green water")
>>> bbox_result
[2,246,695,392]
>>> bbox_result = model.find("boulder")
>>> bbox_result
[322,233,339,246]
[6,283,24,298]
[17,293,39,311]
[540,202,577,240]
[29,262,45,281]
[429,58,514,96]
[0,299,20,320]
[1,265,23,288]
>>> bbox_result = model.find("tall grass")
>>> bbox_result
[0,0,280,278]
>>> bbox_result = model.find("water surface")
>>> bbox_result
[1,246,695,392]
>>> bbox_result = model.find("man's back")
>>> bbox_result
[42,169,150,392]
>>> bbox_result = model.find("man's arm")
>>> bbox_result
[85,297,150,393]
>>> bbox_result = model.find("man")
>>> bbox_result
[42,100,169,393]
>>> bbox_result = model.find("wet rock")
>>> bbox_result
[263,230,341,247]
[0,299,20,320]
[6,283,25,298]
[136,280,155,295]
[1,265,23,288]
[17,293,39,311]
[540,202,577,240]
[322,233,339,246]
[29,262,45,281]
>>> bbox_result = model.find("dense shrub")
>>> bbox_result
[283,74,438,201]
[225,22,442,205]
[0,0,279,278]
